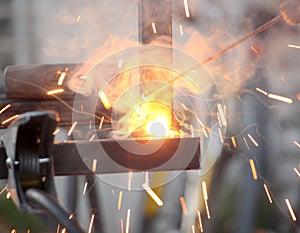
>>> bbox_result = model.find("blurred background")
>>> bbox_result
[0,0,299,232]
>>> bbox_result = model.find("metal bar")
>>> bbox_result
[0,137,200,179]
[138,0,172,44]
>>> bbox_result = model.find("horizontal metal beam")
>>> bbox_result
[0,137,200,179]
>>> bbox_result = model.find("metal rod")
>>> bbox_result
[201,14,283,65]
[0,137,200,179]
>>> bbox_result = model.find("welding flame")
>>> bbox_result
[146,120,168,138]
[129,101,177,139]
[72,45,226,174]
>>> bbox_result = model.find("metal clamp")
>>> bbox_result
[1,111,58,212]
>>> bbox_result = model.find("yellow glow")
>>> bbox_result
[2,114,19,125]
[129,101,177,138]
[98,90,111,109]
[288,44,300,50]
[47,88,64,95]
[249,159,258,180]
[146,119,168,138]
[285,199,297,221]
[263,183,273,204]
[57,72,66,86]
[180,196,188,215]
[118,191,123,210]
[142,183,163,207]
[268,93,293,104]
[0,104,11,114]
[151,22,157,34]
[88,214,95,233]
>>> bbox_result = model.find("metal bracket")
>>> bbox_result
[1,111,58,212]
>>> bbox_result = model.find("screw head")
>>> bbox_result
[6,157,13,169]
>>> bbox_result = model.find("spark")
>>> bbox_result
[128,171,132,191]
[180,130,184,137]
[217,104,227,127]
[217,112,222,127]
[197,118,205,128]
[11,230,16,233]
[76,15,81,23]
[92,159,97,172]
[181,102,188,111]
[118,191,123,210]
[6,191,11,199]
[145,171,149,185]
[285,199,297,221]
[293,168,300,178]
[197,210,204,232]
[151,22,157,34]
[2,114,19,125]
[83,181,88,195]
[247,133,259,147]
[256,87,268,96]
[202,128,208,138]
[243,137,250,150]
[293,141,300,148]
[89,134,96,141]
[98,90,111,109]
[267,93,293,104]
[250,46,258,54]
[61,229,67,233]
[118,59,123,68]
[120,218,124,233]
[288,44,300,50]
[231,136,237,148]
[202,181,210,219]
[47,88,64,95]
[190,124,195,137]
[67,121,78,136]
[180,196,188,215]
[57,72,66,86]
[218,127,224,143]
[88,214,95,233]
[0,104,11,114]
[201,14,282,64]
[183,0,190,18]
[192,225,195,233]
[249,159,258,180]
[0,185,7,195]
[263,184,273,204]
[126,209,131,233]
[99,116,104,129]
[69,214,73,219]
[180,24,184,36]
[56,224,60,233]
[142,183,163,207]
[53,128,60,135]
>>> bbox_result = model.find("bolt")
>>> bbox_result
[6,157,13,169]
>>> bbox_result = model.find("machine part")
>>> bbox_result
[25,188,85,233]
[1,111,57,212]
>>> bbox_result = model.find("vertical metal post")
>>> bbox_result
[138,0,172,44]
